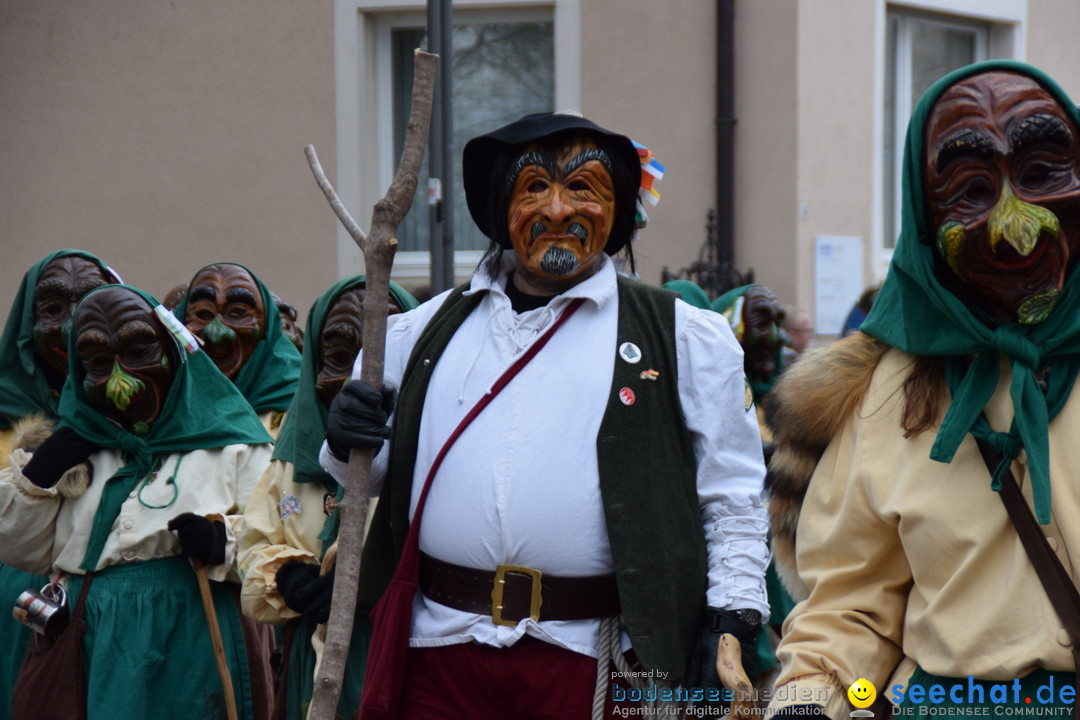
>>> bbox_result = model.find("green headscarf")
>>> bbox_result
[0,250,118,426]
[173,263,302,414]
[713,283,786,401]
[271,276,417,550]
[56,284,273,571]
[860,60,1080,523]
[272,276,418,485]
[662,279,711,310]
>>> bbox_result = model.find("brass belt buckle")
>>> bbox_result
[491,564,543,627]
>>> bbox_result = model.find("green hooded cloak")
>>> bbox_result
[0,250,118,426]
[56,284,272,571]
[173,263,302,414]
[662,279,712,310]
[271,276,417,550]
[272,276,418,487]
[860,60,1080,524]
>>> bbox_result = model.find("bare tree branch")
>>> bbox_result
[305,48,439,720]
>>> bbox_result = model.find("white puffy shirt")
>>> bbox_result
[321,255,769,659]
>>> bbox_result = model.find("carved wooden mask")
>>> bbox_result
[75,286,176,433]
[506,136,617,292]
[925,71,1080,324]
[33,256,112,383]
[183,264,265,379]
[314,288,403,406]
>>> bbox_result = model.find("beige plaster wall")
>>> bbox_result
[792,0,879,329]
[1026,1,1080,98]
[579,0,718,289]
[1,0,337,323]
[733,0,799,305]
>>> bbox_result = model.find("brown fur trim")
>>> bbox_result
[56,464,91,498]
[10,413,56,452]
[10,414,92,498]
[762,332,888,599]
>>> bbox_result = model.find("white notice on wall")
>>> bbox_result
[814,236,864,336]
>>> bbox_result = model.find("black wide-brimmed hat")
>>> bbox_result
[462,112,642,255]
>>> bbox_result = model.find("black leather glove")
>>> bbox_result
[167,513,227,566]
[685,607,762,700]
[276,561,335,623]
[325,380,395,460]
[770,705,827,719]
[21,427,98,489]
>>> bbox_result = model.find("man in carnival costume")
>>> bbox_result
[239,276,417,720]
[175,262,302,439]
[320,111,770,718]
[0,284,274,719]
[0,249,118,720]
[765,61,1080,717]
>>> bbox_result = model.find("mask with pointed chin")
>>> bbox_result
[925,71,1080,324]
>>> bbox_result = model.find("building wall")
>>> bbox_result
[7,0,1080,337]
[793,0,879,333]
[579,0,719,290]
[1026,0,1080,96]
[0,0,337,319]
[733,0,800,309]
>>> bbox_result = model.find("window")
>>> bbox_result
[883,9,993,249]
[391,18,555,254]
[334,2,576,286]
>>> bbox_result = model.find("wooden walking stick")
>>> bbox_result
[192,559,239,720]
[304,48,439,720]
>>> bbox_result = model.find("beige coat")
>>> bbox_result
[771,349,1080,716]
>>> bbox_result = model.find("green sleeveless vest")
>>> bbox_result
[357,276,705,682]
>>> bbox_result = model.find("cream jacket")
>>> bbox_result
[238,459,335,624]
[0,443,272,583]
[772,349,1080,717]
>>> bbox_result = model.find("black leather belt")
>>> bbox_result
[418,552,621,627]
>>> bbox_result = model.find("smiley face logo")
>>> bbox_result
[847,678,876,709]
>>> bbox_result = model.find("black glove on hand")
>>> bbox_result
[21,427,98,489]
[167,513,227,566]
[276,561,335,623]
[325,380,395,460]
[685,607,762,698]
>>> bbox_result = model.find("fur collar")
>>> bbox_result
[762,332,887,599]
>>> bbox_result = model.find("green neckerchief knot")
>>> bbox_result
[861,60,1080,527]
[932,332,1052,523]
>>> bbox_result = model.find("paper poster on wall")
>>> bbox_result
[814,236,864,336]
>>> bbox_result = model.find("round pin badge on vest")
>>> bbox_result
[619,387,636,406]
[619,342,642,364]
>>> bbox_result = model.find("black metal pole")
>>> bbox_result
[427,0,446,292]
[716,0,735,266]
[438,0,455,292]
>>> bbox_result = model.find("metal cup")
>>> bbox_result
[13,582,69,638]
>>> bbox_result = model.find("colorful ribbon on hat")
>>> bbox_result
[633,140,664,230]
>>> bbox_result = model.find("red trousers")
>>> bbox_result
[396,635,630,719]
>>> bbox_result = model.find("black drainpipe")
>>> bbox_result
[716,0,735,266]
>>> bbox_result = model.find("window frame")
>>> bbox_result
[873,0,1023,278]
[333,0,580,285]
